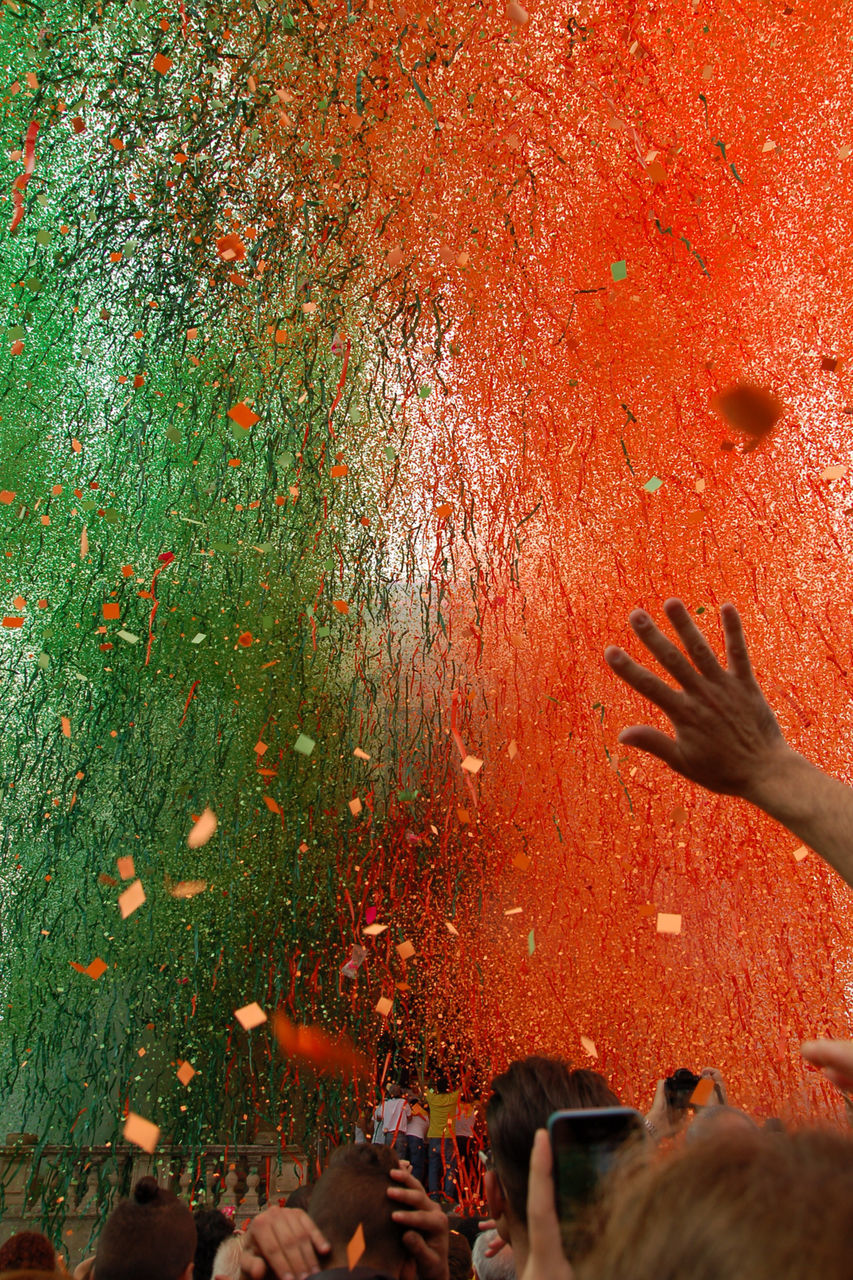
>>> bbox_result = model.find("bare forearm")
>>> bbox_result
[743,747,853,890]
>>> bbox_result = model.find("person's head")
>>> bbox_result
[193,1208,235,1280]
[576,1127,853,1280]
[685,1104,759,1146]
[0,1231,56,1272]
[210,1233,243,1280]
[447,1231,473,1280]
[472,1231,515,1280]
[387,1083,403,1100]
[94,1175,197,1280]
[428,1066,452,1094]
[285,1183,313,1211]
[309,1143,413,1280]
[485,1057,619,1251]
[0,1271,60,1279]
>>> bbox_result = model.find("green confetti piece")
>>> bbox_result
[118,630,139,644]
[643,476,664,493]
[294,733,316,756]
[610,260,627,281]
[190,633,206,644]
[528,929,535,955]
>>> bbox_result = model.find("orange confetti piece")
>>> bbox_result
[2,617,23,628]
[363,922,388,937]
[332,599,350,614]
[121,564,134,577]
[177,1060,196,1086]
[60,716,71,738]
[254,740,269,755]
[445,920,460,936]
[0,491,16,504]
[263,795,281,813]
[713,383,783,447]
[235,1001,267,1030]
[375,996,393,1017]
[792,844,809,862]
[102,602,121,620]
[580,1035,598,1059]
[396,939,415,961]
[436,502,452,518]
[188,806,218,848]
[152,52,173,74]
[656,912,682,935]
[169,879,208,899]
[330,464,349,477]
[71,956,107,980]
[124,1112,159,1153]
[347,1224,366,1270]
[689,1076,715,1107]
[216,234,246,262]
[118,880,146,919]
[272,1011,370,1076]
[348,797,363,816]
[116,856,135,880]
[354,747,370,760]
[461,755,483,774]
[80,526,89,559]
[228,402,260,430]
[237,631,253,646]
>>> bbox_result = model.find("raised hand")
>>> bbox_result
[388,1164,450,1280]
[605,598,853,890]
[801,1039,853,1095]
[240,1207,331,1280]
[604,598,789,798]
[520,1130,574,1280]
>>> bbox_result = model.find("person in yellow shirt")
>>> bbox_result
[425,1068,460,1201]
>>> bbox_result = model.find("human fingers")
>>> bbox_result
[604,645,683,718]
[239,1255,268,1280]
[801,1039,853,1093]
[393,1206,447,1234]
[525,1129,573,1280]
[243,1212,329,1280]
[401,1229,446,1280]
[478,1219,498,1233]
[720,602,757,681]
[388,1183,432,1211]
[663,599,726,681]
[617,725,684,774]
[628,608,705,692]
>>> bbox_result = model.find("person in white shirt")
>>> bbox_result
[379,1083,411,1157]
[404,1089,430,1187]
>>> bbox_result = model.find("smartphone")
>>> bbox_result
[548,1107,646,1240]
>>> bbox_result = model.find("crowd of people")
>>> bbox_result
[4,598,853,1277]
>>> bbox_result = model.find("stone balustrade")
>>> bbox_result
[0,1134,306,1266]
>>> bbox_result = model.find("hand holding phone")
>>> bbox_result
[547,1107,646,1251]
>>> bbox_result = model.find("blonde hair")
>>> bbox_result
[576,1127,853,1280]
[210,1232,244,1280]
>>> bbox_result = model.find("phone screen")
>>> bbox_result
[548,1108,646,1247]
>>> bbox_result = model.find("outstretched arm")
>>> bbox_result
[604,598,853,890]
